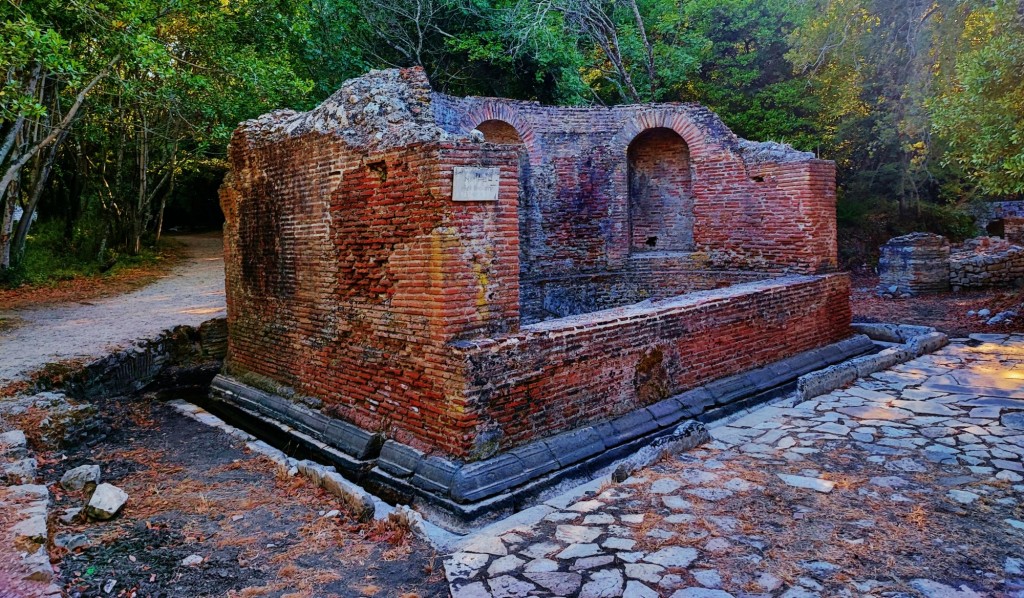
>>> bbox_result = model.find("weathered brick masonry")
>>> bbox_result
[456,274,850,452]
[217,68,851,515]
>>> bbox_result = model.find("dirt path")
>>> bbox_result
[851,273,1024,337]
[0,233,226,387]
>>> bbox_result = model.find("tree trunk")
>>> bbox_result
[132,110,149,256]
[0,57,118,270]
[0,59,115,203]
[155,160,176,244]
[11,130,66,262]
[63,146,86,243]
[0,64,42,168]
[0,177,20,270]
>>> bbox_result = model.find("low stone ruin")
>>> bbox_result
[950,237,1024,291]
[877,233,950,295]
[878,232,1024,296]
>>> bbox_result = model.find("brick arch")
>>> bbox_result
[463,104,542,165]
[627,127,695,253]
[609,110,713,160]
[605,109,727,265]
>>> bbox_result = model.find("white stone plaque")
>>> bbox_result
[452,166,500,202]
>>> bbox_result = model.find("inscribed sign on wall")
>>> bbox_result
[452,166,500,202]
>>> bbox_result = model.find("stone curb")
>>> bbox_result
[1,429,60,592]
[56,318,228,400]
[795,323,949,401]
[207,333,875,531]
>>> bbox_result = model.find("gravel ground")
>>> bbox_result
[851,274,1024,337]
[0,233,226,387]
[43,393,447,598]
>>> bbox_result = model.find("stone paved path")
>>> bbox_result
[0,233,225,386]
[445,334,1024,597]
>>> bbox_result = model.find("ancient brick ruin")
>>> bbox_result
[972,199,1024,240]
[214,68,858,526]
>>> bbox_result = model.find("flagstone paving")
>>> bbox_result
[445,334,1024,597]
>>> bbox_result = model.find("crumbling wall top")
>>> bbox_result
[235,67,453,150]
[234,67,821,168]
[738,139,816,164]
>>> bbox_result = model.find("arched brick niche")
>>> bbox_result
[605,109,728,265]
[461,104,543,166]
[627,127,695,252]
[476,119,525,145]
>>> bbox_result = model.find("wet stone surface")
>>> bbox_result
[446,334,1024,597]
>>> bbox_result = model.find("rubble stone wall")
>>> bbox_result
[950,237,1024,291]
[877,233,951,295]
[970,200,1024,231]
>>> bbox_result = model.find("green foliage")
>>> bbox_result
[2,0,1022,279]
[931,1,1024,196]
[0,17,76,120]
[0,219,166,287]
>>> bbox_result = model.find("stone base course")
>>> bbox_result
[211,332,873,530]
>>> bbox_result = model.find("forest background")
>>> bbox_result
[1,0,1022,286]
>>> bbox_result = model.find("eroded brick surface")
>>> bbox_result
[219,67,848,460]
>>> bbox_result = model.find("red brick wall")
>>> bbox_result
[1005,217,1024,245]
[455,274,851,454]
[221,80,847,461]
[432,96,838,276]
[222,136,521,453]
[520,255,769,322]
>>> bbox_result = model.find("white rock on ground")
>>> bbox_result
[86,483,128,520]
[60,464,101,493]
[2,458,37,484]
[0,430,27,453]
[777,473,835,493]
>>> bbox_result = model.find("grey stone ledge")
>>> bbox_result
[210,333,876,530]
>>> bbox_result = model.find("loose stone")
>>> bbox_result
[60,464,101,493]
[777,474,835,493]
[86,483,128,520]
